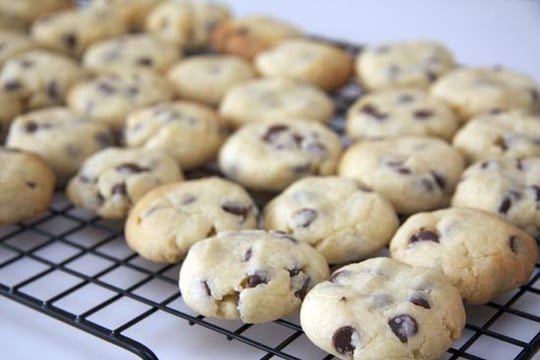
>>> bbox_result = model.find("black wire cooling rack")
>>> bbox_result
[1,37,539,360]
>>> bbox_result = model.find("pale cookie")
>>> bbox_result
[219,120,343,191]
[90,0,162,30]
[124,101,226,169]
[0,89,23,141]
[0,147,56,225]
[255,39,353,92]
[167,55,255,107]
[6,107,114,180]
[126,177,258,263]
[390,208,538,304]
[356,40,456,91]
[179,229,329,323]
[300,257,465,360]
[67,70,174,130]
[31,8,127,58]
[0,50,84,110]
[452,110,540,164]
[219,78,334,128]
[146,0,231,49]
[431,66,539,120]
[264,176,399,264]
[67,147,182,219]
[211,15,302,60]
[83,34,182,75]
[0,0,72,25]
[0,31,38,67]
[0,13,27,32]
[338,136,464,214]
[451,157,540,241]
[346,88,459,142]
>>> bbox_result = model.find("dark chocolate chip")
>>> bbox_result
[360,103,387,120]
[94,132,111,148]
[426,70,438,82]
[97,82,116,94]
[292,133,304,146]
[480,161,490,169]
[498,197,511,214]
[357,184,373,192]
[203,281,212,296]
[495,136,508,151]
[288,267,301,277]
[409,295,431,309]
[19,59,34,68]
[292,163,311,175]
[221,201,251,221]
[413,109,434,120]
[63,33,78,50]
[294,276,310,299]
[206,226,217,237]
[47,80,60,100]
[115,163,150,174]
[242,248,252,262]
[388,314,418,343]
[397,94,414,103]
[246,272,268,288]
[431,171,446,190]
[96,192,105,205]
[489,108,503,115]
[410,228,439,244]
[262,124,288,143]
[340,296,347,302]
[396,167,411,174]
[4,80,21,91]
[271,230,298,243]
[24,121,38,133]
[516,158,524,171]
[136,57,153,67]
[508,235,518,254]
[530,185,540,201]
[112,183,127,195]
[420,178,435,192]
[26,181,36,189]
[79,174,91,183]
[292,208,318,227]
[332,326,356,356]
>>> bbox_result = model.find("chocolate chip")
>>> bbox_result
[420,178,435,192]
[19,59,34,68]
[413,109,434,120]
[499,197,511,214]
[295,276,310,299]
[26,181,36,189]
[410,228,439,244]
[330,270,348,283]
[94,132,111,148]
[516,158,524,171]
[288,267,301,277]
[97,82,116,94]
[305,142,327,157]
[409,295,431,309]
[292,163,310,175]
[357,184,373,192]
[508,235,518,254]
[271,230,297,243]
[115,163,150,174]
[431,171,446,190]
[396,167,411,174]
[425,70,438,82]
[494,136,508,151]
[332,326,356,356]
[221,201,251,221]
[397,94,414,103]
[181,195,196,205]
[79,174,91,183]
[530,185,540,201]
[242,248,252,262]
[96,192,105,205]
[4,80,21,91]
[245,272,268,288]
[203,281,212,296]
[126,87,139,97]
[489,108,503,115]
[206,226,217,237]
[481,161,490,169]
[531,88,539,103]
[24,122,38,133]
[136,57,153,67]
[360,103,387,120]
[292,208,317,228]
[112,183,127,195]
[236,27,250,36]
[47,80,60,100]
[340,296,347,302]
[388,314,418,343]
[292,133,304,146]
[262,124,288,143]
[62,33,78,50]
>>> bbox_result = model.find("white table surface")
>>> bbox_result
[1,1,540,359]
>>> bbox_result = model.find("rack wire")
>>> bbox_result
[1,38,539,360]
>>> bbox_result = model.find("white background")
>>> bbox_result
[1,1,539,359]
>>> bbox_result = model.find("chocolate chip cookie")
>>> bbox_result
[89,0,162,30]
[0,31,38,67]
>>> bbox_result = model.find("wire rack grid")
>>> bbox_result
[1,38,540,360]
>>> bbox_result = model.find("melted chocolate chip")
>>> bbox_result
[388,314,418,343]
[413,109,434,120]
[294,276,310,299]
[332,326,356,356]
[431,171,446,190]
[530,185,540,201]
[203,281,212,296]
[292,208,317,227]
[4,80,21,91]
[242,248,252,262]
[508,235,518,254]
[360,103,387,120]
[499,197,511,214]
[47,80,60,99]
[386,160,410,174]
[262,124,288,143]
[221,201,251,221]
[271,230,298,243]
[409,295,431,309]
[63,33,78,50]
[24,122,38,133]
[115,163,150,174]
[330,270,348,283]
[137,57,153,67]
[410,228,439,244]
[112,183,127,195]
[246,272,268,288]
[26,181,36,189]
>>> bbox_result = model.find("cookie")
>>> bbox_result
[264,176,399,264]
[210,15,302,60]
[0,13,27,32]
[0,50,84,110]
[124,101,226,170]
[167,55,255,107]
[338,136,464,214]
[6,107,114,180]
[390,208,538,304]
[255,39,353,92]
[452,110,540,164]
[145,0,231,49]
[179,229,329,323]
[219,78,334,128]
[0,31,38,67]
[0,0,72,25]
[345,88,459,142]
[31,8,127,58]
[451,157,540,241]
[83,34,182,75]
[89,0,162,30]
[300,257,465,360]
[126,177,259,263]
[219,120,343,191]
[67,70,174,130]
[0,147,56,225]
[0,89,23,141]
[355,40,456,91]
[431,66,539,120]
[67,147,182,219]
